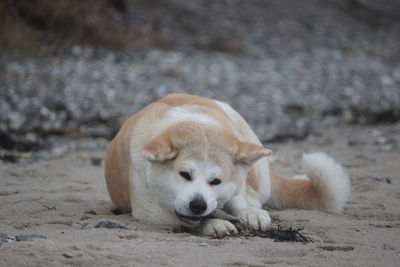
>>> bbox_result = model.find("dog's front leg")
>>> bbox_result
[196,218,238,237]
[224,190,271,231]
[236,207,271,231]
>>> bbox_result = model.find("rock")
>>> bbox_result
[4,235,16,243]
[372,177,392,184]
[381,144,396,151]
[80,215,92,221]
[15,234,47,241]
[375,136,388,145]
[111,208,124,215]
[94,219,127,229]
[347,139,361,146]
[0,154,19,163]
[62,251,83,258]
[372,130,382,137]
[0,190,19,196]
[199,242,209,247]
[62,253,74,259]
[90,157,102,166]
[60,214,74,217]
[119,234,139,240]
[85,210,98,215]
[355,154,370,160]
[79,222,90,229]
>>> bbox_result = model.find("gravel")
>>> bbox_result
[1,0,399,150]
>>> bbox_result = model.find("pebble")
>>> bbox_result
[85,210,98,215]
[60,213,74,217]
[62,253,74,258]
[0,190,19,196]
[80,215,91,221]
[79,222,90,229]
[15,234,47,241]
[372,177,392,184]
[94,219,127,229]
[355,154,370,160]
[90,157,102,166]
[347,140,360,146]
[4,235,16,243]
[372,130,382,137]
[111,208,124,215]
[62,251,84,258]
[199,242,209,247]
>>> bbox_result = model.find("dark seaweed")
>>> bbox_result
[245,226,310,243]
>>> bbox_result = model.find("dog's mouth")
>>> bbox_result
[175,211,202,225]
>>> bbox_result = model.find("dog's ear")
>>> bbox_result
[143,133,178,163]
[234,141,272,166]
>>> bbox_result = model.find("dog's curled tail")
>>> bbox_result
[268,153,350,213]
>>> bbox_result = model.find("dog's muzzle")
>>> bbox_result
[175,196,209,225]
[174,211,202,225]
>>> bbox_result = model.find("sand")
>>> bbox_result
[1,123,399,267]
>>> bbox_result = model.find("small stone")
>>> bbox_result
[90,157,102,166]
[381,144,395,151]
[347,140,360,146]
[78,222,89,229]
[375,136,388,145]
[372,177,392,184]
[355,154,370,160]
[5,235,16,243]
[94,219,127,229]
[60,214,74,217]
[111,208,123,215]
[16,234,47,241]
[62,252,74,258]
[380,75,393,86]
[119,234,139,240]
[0,190,19,196]
[199,242,209,247]
[0,154,19,163]
[85,210,98,215]
[80,215,91,221]
[372,130,382,137]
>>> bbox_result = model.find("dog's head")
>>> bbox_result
[143,122,271,226]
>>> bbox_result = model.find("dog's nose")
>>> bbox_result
[189,197,207,214]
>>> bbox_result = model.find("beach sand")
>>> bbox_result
[1,123,399,266]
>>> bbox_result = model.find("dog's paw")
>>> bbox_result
[238,207,271,231]
[198,219,238,237]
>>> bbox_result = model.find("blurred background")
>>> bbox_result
[0,0,399,157]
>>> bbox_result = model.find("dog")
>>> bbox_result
[104,94,350,236]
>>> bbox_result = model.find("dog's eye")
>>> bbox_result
[209,178,221,186]
[179,171,192,181]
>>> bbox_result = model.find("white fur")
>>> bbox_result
[214,100,272,204]
[238,207,271,231]
[199,219,238,237]
[108,95,350,237]
[144,159,238,226]
[292,174,309,180]
[168,107,218,124]
[302,153,351,213]
[155,107,220,136]
[172,160,220,216]
[127,104,236,226]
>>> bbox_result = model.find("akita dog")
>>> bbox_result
[105,94,350,236]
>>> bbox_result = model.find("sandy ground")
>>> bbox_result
[1,123,400,267]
